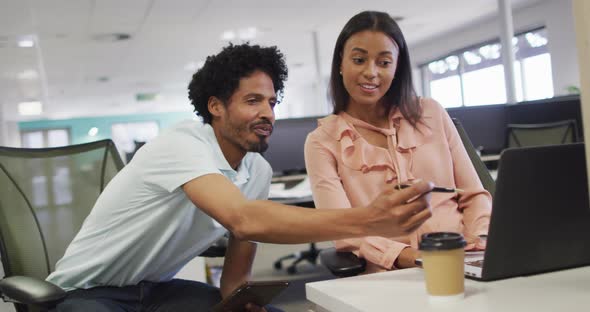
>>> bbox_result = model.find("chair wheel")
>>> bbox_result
[274,261,282,270]
[287,266,297,275]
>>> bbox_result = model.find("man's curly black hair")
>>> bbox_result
[188,43,288,124]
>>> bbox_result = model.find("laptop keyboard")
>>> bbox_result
[466,259,484,268]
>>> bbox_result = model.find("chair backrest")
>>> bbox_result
[0,140,124,281]
[505,119,578,149]
[452,118,496,197]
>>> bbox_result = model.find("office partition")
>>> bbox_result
[263,116,322,176]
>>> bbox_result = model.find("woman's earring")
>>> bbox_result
[339,71,342,75]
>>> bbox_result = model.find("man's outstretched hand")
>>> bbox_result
[365,181,434,238]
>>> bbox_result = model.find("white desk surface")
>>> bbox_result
[306,266,590,312]
[480,154,501,162]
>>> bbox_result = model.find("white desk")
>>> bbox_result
[479,154,501,162]
[306,266,590,312]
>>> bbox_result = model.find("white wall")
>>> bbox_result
[276,80,328,119]
[410,0,579,97]
[573,0,590,196]
[1,121,20,147]
[1,97,22,147]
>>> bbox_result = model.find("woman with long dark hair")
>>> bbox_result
[305,11,491,272]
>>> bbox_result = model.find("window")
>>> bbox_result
[428,56,462,108]
[111,121,159,163]
[21,128,70,148]
[19,128,72,208]
[421,28,553,107]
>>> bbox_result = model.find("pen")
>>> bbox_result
[394,184,464,193]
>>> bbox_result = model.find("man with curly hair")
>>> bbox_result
[47,43,434,311]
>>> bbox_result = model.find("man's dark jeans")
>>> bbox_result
[52,279,283,311]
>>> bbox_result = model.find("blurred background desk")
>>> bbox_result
[480,154,501,162]
[306,266,590,312]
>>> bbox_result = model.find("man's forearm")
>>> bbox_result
[230,200,367,243]
[184,174,433,245]
[219,234,256,298]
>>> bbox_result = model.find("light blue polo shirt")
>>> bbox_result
[47,120,272,291]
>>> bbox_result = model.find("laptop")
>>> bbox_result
[464,143,590,281]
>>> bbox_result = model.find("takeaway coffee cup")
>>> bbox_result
[419,232,466,301]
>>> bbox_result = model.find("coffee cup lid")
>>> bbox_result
[419,232,466,251]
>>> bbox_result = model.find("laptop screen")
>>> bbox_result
[480,143,590,281]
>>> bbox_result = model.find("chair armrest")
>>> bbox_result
[0,276,66,308]
[319,247,366,277]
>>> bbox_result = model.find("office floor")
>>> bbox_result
[207,241,335,312]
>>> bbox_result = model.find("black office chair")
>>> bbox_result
[0,140,227,311]
[505,119,578,149]
[453,118,495,197]
[319,118,496,277]
[273,242,321,275]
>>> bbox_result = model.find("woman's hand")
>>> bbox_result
[465,234,487,250]
[365,181,433,238]
[394,247,421,269]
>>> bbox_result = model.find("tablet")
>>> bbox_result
[212,280,290,312]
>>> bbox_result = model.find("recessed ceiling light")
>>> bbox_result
[184,62,198,71]
[184,61,205,72]
[17,70,39,80]
[237,27,257,40]
[18,36,35,48]
[221,30,236,41]
[221,27,258,41]
[18,101,42,116]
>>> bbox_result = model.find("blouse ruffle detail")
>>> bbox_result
[316,110,432,184]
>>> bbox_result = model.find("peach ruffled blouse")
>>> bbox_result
[304,98,492,273]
